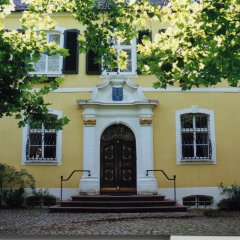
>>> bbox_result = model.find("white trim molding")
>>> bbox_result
[30,87,240,93]
[143,87,240,93]
[21,109,63,165]
[51,87,240,93]
[176,106,216,165]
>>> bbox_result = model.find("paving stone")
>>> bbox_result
[0,209,239,236]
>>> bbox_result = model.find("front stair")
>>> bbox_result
[49,194,188,213]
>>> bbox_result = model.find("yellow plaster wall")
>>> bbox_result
[150,92,240,188]
[0,92,89,188]
[0,91,239,189]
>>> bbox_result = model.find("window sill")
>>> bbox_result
[29,73,63,78]
[179,159,215,165]
[23,160,60,166]
[100,73,138,78]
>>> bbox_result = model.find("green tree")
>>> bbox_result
[0,163,35,207]
[138,0,240,89]
[1,0,239,128]
[1,0,159,127]
[0,0,69,129]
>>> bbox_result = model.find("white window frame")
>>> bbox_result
[101,38,137,76]
[182,195,214,208]
[176,106,216,164]
[30,27,65,77]
[22,109,63,165]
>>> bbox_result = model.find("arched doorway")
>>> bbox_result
[100,124,137,194]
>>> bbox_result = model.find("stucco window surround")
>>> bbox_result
[30,27,65,77]
[21,109,63,165]
[176,106,216,164]
[77,76,159,194]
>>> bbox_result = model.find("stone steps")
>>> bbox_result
[60,200,175,207]
[49,194,188,213]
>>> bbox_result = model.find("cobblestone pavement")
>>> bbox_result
[0,209,240,237]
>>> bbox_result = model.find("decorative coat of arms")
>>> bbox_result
[112,87,123,101]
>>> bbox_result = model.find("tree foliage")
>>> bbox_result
[0,163,35,189]
[0,163,36,207]
[0,1,69,129]
[0,0,239,128]
[218,182,240,211]
[139,0,240,89]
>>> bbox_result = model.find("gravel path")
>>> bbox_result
[0,209,240,236]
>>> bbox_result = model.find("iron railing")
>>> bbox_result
[60,170,91,201]
[146,169,176,203]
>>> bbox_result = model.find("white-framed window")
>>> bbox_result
[22,109,63,165]
[176,106,216,164]
[183,195,213,208]
[31,27,64,76]
[102,37,137,76]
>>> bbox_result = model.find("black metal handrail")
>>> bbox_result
[146,169,176,203]
[60,170,91,201]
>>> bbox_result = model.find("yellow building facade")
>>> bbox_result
[1,7,240,208]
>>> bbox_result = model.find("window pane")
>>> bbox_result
[198,196,212,206]
[44,132,56,159]
[44,146,56,159]
[181,115,193,128]
[182,145,194,158]
[196,145,209,158]
[196,114,208,128]
[44,133,56,146]
[29,133,42,145]
[28,133,42,159]
[48,54,60,72]
[29,146,42,159]
[34,33,60,73]
[120,49,132,72]
[34,54,46,72]
[182,133,194,144]
[49,34,60,45]
[196,133,208,144]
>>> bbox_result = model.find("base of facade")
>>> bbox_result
[137,177,158,194]
[79,177,100,194]
[26,186,224,208]
[158,187,223,208]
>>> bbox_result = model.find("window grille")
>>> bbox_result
[181,113,212,160]
[183,195,213,208]
[26,117,57,161]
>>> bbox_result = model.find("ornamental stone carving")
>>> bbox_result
[139,118,152,125]
[83,118,96,125]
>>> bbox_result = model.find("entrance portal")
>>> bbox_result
[100,124,136,194]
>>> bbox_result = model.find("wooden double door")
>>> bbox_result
[100,124,136,194]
